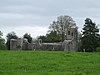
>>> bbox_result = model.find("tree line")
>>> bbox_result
[0,15,100,52]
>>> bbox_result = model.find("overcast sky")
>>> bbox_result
[0,0,100,38]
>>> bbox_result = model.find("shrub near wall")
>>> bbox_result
[96,47,100,52]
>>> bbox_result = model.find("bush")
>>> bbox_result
[17,45,21,49]
[96,47,100,52]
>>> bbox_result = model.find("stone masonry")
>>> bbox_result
[10,26,78,52]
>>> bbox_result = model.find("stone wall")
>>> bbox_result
[32,43,63,51]
[10,26,78,52]
[10,39,17,50]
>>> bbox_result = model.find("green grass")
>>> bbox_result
[0,51,100,75]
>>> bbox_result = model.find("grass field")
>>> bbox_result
[0,51,100,75]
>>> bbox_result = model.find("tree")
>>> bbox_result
[46,31,61,43]
[81,18,99,52]
[23,33,32,43]
[49,15,76,41]
[6,32,18,50]
[38,35,47,43]
[38,31,62,43]
[0,31,5,50]
[77,32,82,51]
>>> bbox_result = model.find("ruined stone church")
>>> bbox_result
[10,25,78,52]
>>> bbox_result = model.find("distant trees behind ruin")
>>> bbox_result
[6,32,18,50]
[81,18,100,52]
[0,15,100,51]
[23,33,32,43]
[38,15,76,43]
[0,31,5,50]
[5,32,33,50]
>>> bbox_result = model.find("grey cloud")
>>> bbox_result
[0,5,46,14]
[0,0,100,38]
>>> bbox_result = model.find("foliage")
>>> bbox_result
[23,33,32,43]
[96,47,100,52]
[77,32,82,51]
[16,44,21,49]
[6,32,18,50]
[81,18,99,52]
[0,51,100,75]
[38,15,76,43]
[0,31,5,50]
[38,31,61,43]
[38,35,47,43]
[49,15,76,41]
[46,31,61,42]
[0,39,5,50]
